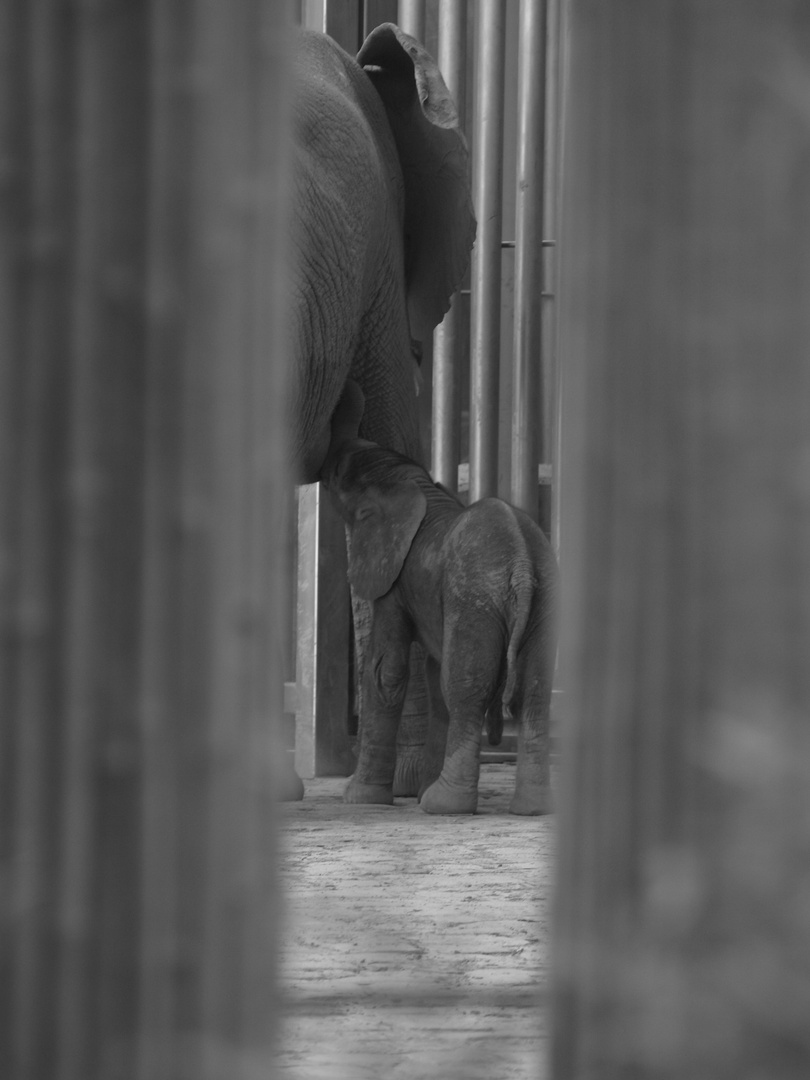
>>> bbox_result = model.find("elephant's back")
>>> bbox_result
[290,28,403,279]
[292,29,398,170]
[446,499,558,607]
[287,29,409,481]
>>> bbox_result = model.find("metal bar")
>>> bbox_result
[431,0,468,491]
[295,484,354,778]
[548,0,566,555]
[397,0,426,41]
[432,297,462,490]
[511,0,547,518]
[302,0,362,51]
[469,0,506,502]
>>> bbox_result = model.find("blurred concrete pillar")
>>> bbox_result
[0,3,292,1078]
[552,3,810,1078]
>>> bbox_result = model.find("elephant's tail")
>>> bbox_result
[501,568,533,722]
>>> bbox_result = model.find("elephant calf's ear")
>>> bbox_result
[347,481,427,600]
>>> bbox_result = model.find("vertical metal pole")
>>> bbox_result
[432,0,468,491]
[295,485,353,778]
[469,0,506,502]
[398,0,426,41]
[546,0,565,554]
[303,0,362,52]
[511,0,547,519]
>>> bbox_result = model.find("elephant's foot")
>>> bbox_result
[509,783,554,817]
[392,746,423,798]
[344,776,394,805]
[419,775,478,815]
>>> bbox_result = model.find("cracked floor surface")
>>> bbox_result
[277,763,554,1079]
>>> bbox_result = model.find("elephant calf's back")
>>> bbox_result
[446,499,557,631]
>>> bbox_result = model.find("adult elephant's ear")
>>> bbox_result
[358,23,476,343]
[347,481,427,601]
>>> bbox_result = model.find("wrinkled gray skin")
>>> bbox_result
[285,25,475,799]
[289,24,474,481]
[321,400,559,815]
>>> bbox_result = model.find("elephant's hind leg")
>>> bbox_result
[418,700,482,815]
[509,677,554,816]
[419,622,497,815]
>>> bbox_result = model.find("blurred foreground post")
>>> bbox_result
[0,3,292,1078]
[553,3,810,1078]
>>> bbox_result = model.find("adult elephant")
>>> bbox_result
[284,24,475,799]
[289,23,474,479]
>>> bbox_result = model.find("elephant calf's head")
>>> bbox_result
[323,443,428,602]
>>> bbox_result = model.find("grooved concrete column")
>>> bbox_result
[553,4,810,1078]
[0,4,292,1077]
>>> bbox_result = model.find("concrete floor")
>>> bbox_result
[277,763,555,1079]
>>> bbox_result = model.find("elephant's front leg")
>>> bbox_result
[350,593,427,798]
[344,608,411,805]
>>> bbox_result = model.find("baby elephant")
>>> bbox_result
[322,438,559,816]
